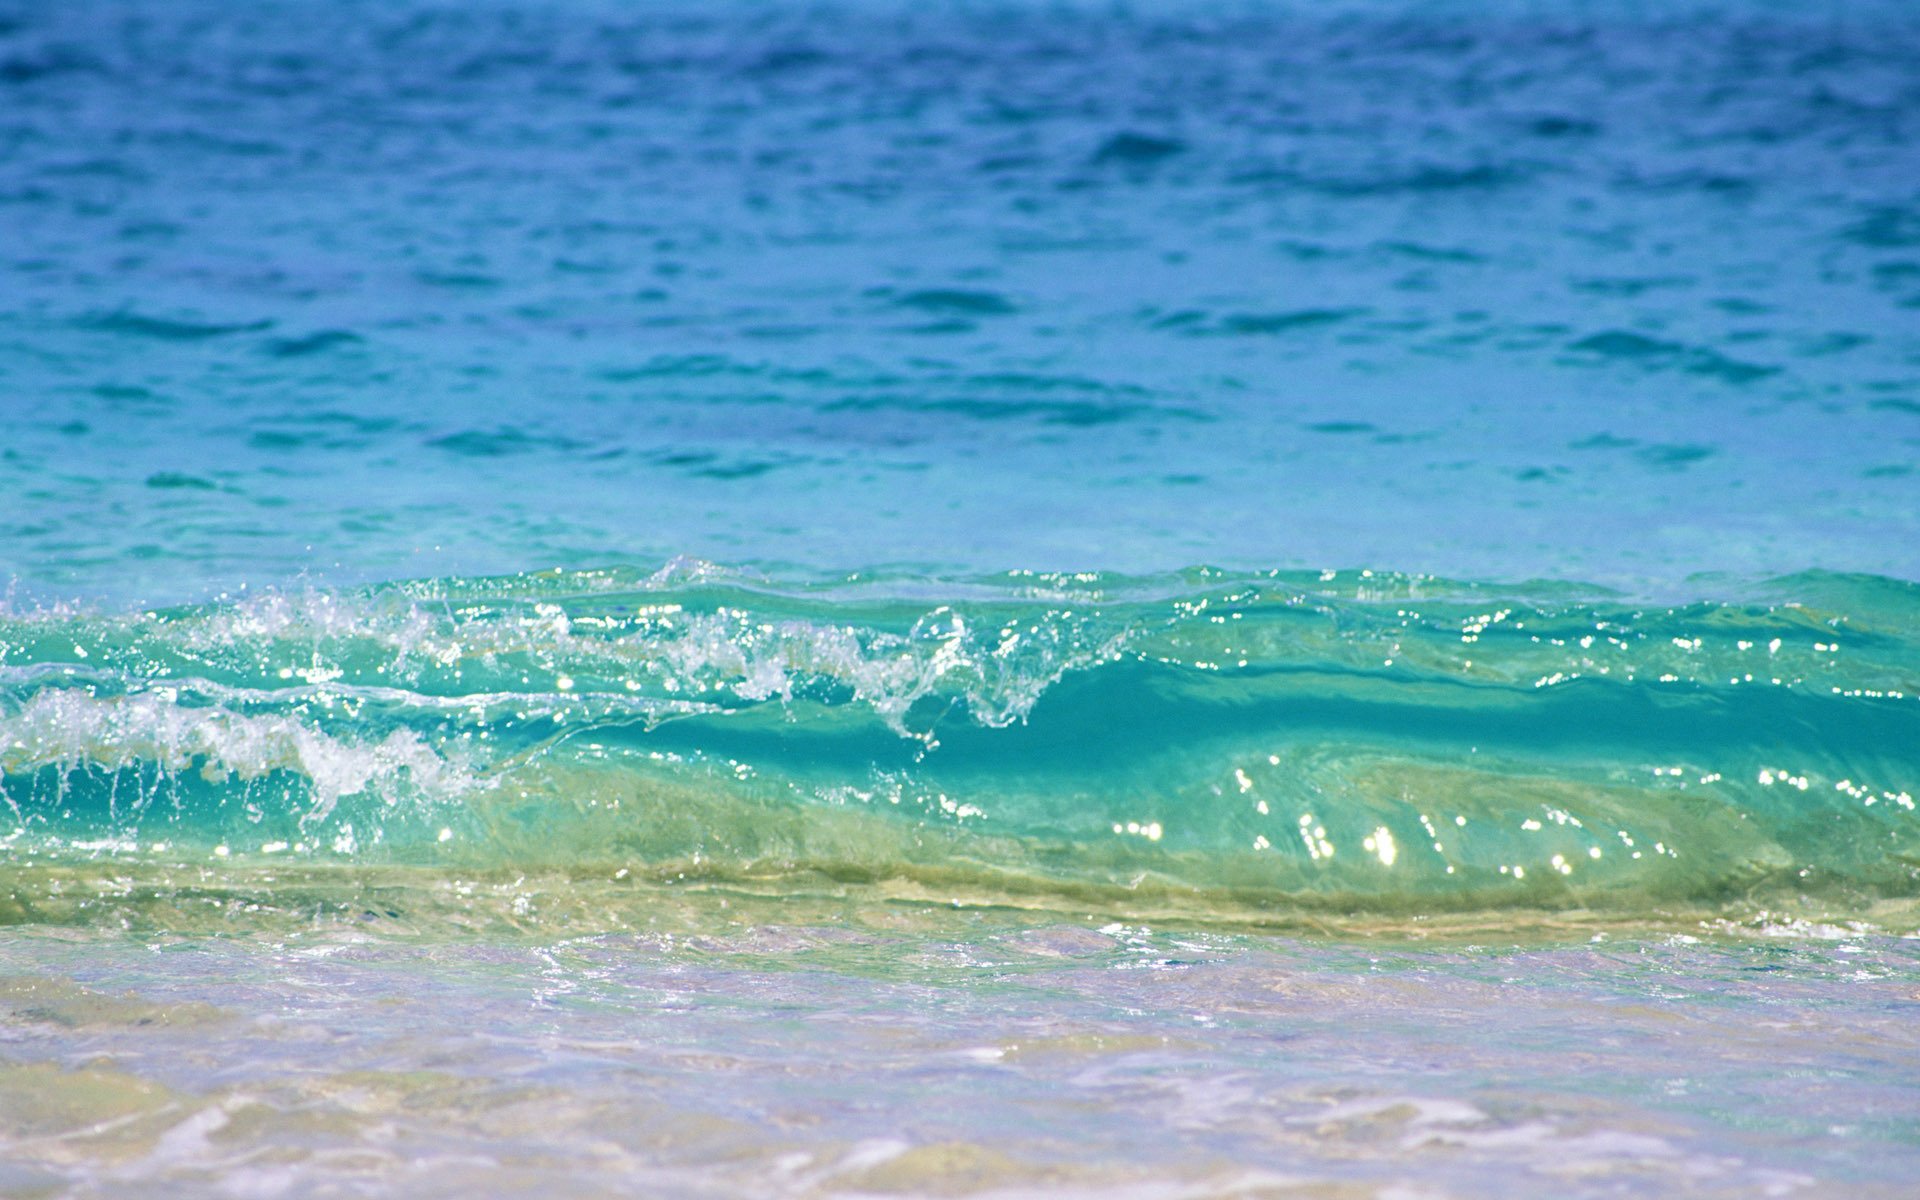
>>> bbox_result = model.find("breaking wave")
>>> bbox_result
[2,562,1917,929]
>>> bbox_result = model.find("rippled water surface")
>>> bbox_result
[3,0,1917,599]
[3,0,1919,1195]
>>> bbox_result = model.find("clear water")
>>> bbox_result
[3,0,1919,1194]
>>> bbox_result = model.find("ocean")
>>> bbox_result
[2,0,1918,1194]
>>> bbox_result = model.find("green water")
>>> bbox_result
[4,566,1916,934]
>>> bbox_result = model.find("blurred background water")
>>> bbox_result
[1,0,1916,604]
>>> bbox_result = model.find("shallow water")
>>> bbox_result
[4,920,1920,1198]
[3,0,1920,1195]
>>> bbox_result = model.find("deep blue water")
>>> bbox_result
[2,0,1916,603]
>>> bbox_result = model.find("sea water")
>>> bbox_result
[2,0,1919,1195]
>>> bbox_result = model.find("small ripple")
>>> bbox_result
[1213,309,1366,336]
[427,428,585,457]
[79,311,274,341]
[0,46,100,85]
[821,394,1212,429]
[1091,131,1185,166]
[145,472,217,491]
[1522,114,1602,138]
[261,330,364,358]
[414,270,504,290]
[1569,434,1639,451]
[1843,205,1920,250]
[888,288,1018,317]
[1635,444,1718,470]
[1566,331,1778,384]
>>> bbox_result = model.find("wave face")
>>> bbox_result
[3,563,1916,928]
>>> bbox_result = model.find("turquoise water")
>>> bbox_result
[4,566,1919,929]
[3,0,1920,1194]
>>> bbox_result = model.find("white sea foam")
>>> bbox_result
[650,607,1120,736]
[80,582,1126,739]
[0,689,463,825]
